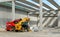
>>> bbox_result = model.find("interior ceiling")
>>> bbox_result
[17,0,39,8]
[16,0,40,12]
[0,0,60,13]
[32,0,39,4]
[16,0,60,11]
[48,0,60,9]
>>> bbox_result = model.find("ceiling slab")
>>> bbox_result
[17,0,39,8]
[43,3,54,11]
[32,0,54,11]
[16,0,48,11]
[32,0,39,4]
[48,0,60,9]
[0,2,35,12]
[16,3,38,11]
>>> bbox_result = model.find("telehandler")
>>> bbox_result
[6,17,31,32]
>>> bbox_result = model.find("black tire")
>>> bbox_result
[7,30,10,31]
[15,30,18,32]
[11,26,15,31]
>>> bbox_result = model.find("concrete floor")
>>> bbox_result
[0,28,60,37]
[0,31,60,37]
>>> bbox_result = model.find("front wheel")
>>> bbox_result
[15,30,18,32]
[6,30,10,31]
[11,26,15,31]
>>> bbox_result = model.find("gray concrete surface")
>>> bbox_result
[0,31,60,37]
[0,28,60,37]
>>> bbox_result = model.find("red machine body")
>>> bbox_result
[6,19,20,31]
[6,21,15,31]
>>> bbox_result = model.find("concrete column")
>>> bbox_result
[36,15,39,26]
[38,0,43,30]
[12,0,15,21]
[58,11,60,27]
[27,12,29,17]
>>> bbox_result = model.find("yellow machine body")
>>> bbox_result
[15,17,30,31]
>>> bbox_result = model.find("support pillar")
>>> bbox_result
[58,11,60,27]
[12,0,15,21]
[27,12,29,17]
[38,0,43,30]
